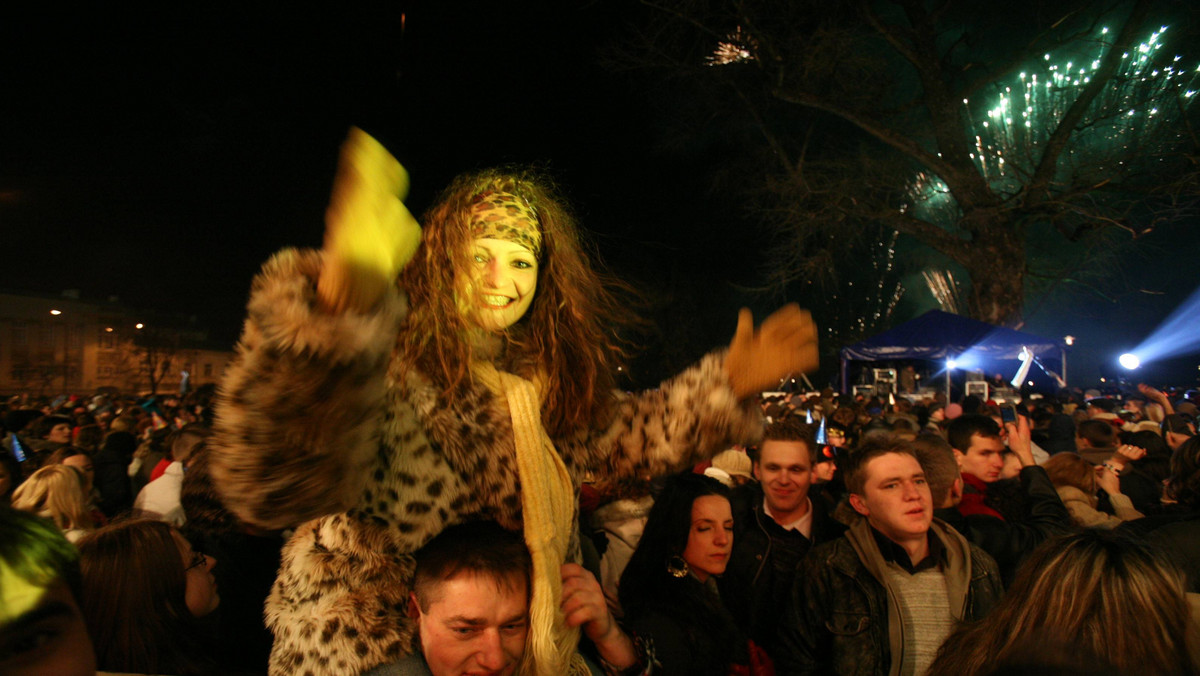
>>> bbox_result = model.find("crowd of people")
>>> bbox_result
[4,380,1200,675]
[3,130,1200,676]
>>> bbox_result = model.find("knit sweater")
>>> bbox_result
[883,565,953,676]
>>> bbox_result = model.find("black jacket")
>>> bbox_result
[627,577,748,676]
[935,465,1073,586]
[720,482,846,653]
[776,519,1003,676]
[1118,510,1200,592]
[94,430,137,518]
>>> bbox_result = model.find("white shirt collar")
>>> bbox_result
[763,497,814,537]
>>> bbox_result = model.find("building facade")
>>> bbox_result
[0,291,234,397]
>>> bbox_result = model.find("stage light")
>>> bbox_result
[49,309,61,316]
[1125,282,1200,367]
[947,359,958,370]
[1064,335,1075,346]
[1119,353,1141,370]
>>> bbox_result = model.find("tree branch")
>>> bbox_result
[1025,0,1153,202]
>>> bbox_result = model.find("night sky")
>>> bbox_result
[3,3,1198,388]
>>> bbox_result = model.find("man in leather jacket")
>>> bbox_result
[720,418,846,655]
[941,414,1072,585]
[776,443,1003,676]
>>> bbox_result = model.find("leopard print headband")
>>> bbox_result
[468,190,542,259]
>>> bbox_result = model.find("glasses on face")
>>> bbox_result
[185,548,207,572]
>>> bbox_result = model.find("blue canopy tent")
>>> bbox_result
[839,310,1067,393]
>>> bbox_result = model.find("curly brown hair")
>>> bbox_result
[397,167,635,438]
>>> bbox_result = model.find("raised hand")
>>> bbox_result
[317,128,422,314]
[1110,443,1147,470]
[724,304,819,400]
[1004,414,1035,468]
[560,563,637,669]
[1095,464,1122,495]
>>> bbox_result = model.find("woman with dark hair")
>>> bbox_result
[619,472,763,675]
[209,131,816,674]
[927,530,1198,676]
[77,519,220,675]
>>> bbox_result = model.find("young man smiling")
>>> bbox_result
[365,521,645,676]
[721,418,845,655]
[777,443,1002,676]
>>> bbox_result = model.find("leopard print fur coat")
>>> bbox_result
[210,248,763,675]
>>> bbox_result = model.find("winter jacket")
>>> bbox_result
[210,249,764,676]
[937,465,1073,585]
[1055,485,1143,529]
[591,496,654,616]
[775,518,1003,676]
[720,482,846,653]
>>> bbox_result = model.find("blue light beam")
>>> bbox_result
[1128,282,1200,364]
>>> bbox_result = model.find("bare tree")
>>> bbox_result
[618,0,1200,325]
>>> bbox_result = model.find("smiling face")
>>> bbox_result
[754,440,813,521]
[464,238,538,332]
[681,495,733,583]
[849,452,932,546]
[415,573,529,676]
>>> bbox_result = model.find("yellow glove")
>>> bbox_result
[317,128,422,313]
[724,304,819,400]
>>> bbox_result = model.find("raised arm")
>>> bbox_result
[563,306,818,479]
[210,129,421,530]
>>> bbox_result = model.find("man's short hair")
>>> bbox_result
[762,417,815,444]
[910,435,959,506]
[1077,420,1116,448]
[412,521,531,612]
[843,442,920,497]
[947,414,1001,453]
[760,418,816,464]
[1087,398,1117,413]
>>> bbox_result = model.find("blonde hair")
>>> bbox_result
[928,531,1199,676]
[12,464,94,534]
[1043,453,1098,505]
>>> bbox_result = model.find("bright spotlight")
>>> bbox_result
[947,359,958,370]
[49,309,61,316]
[1064,335,1075,346]
[1119,353,1141,370]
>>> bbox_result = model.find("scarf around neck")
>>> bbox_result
[472,361,588,676]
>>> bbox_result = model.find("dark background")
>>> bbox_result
[2,2,1197,389]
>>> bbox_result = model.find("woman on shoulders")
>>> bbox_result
[210,131,815,674]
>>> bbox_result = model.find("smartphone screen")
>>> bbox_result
[10,434,27,462]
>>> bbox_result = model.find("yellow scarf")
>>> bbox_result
[473,362,589,676]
